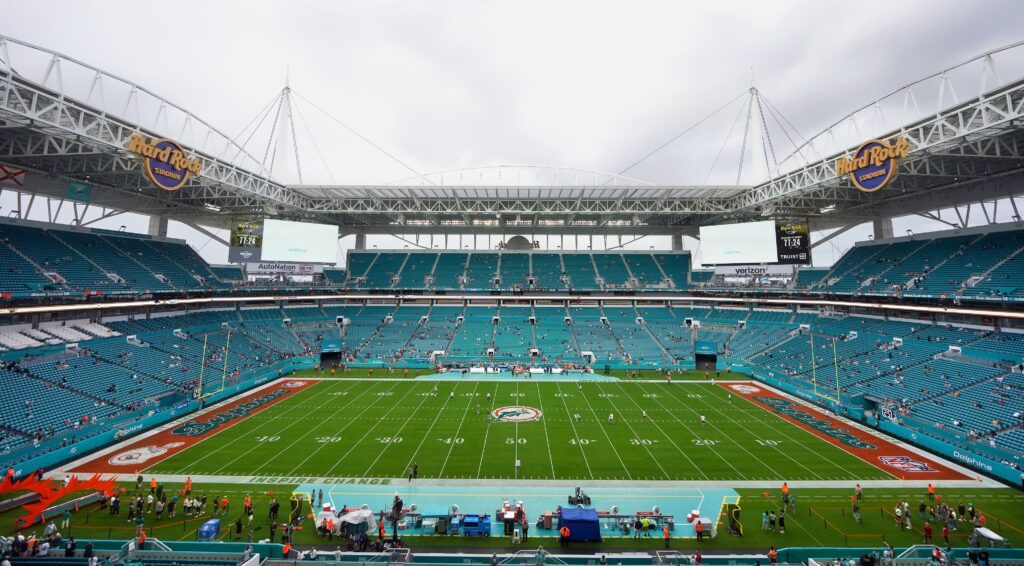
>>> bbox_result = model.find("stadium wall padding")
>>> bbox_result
[726,359,1021,486]
[877,420,1022,486]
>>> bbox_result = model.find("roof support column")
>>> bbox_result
[872,218,893,240]
[671,234,683,251]
[148,215,168,238]
[355,234,367,250]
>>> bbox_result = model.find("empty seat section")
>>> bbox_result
[653,253,690,288]
[623,254,664,288]
[530,253,564,289]
[499,253,530,290]
[0,225,115,292]
[637,307,692,360]
[448,307,496,357]
[103,235,198,291]
[431,253,467,290]
[861,235,973,294]
[533,306,583,364]
[595,254,630,287]
[209,265,245,283]
[397,253,437,289]
[143,239,224,288]
[568,307,624,361]
[561,254,599,289]
[493,306,532,358]
[464,253,498,289]
[604,307,664,363]
[404,305,461,359]
[363,252,408,289]
[74,232,173,293]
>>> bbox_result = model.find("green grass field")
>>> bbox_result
[148,379,889,481]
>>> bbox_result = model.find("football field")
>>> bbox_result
[140,379,898,481]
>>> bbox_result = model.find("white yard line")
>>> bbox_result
[576,382,632,480]
[474,382,502,478]
[596,382,670,480]
[699,383,881,480]
[534,381,557,479]
[437,382,482,477]
[231,378,387,476]
[611,381,707,480]
[553,382,595,480]
[58,377,322,473]
[75,473,1011,490]
[197,380,357,474]
[402,382,476,478]
[640,383,746,478]
[661,383,828,481]
[359,381,447,476]
[267,381,383,476]
[317,381,419,477]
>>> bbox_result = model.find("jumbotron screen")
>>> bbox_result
[699,218,809,265]
[260,219,339,264]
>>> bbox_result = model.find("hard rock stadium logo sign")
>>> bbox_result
[835,136,909,193]
[171,389,289,437]
[127,134,203,191]
[491,406,543,423]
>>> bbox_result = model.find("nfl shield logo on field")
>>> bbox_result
[879,456,934,472]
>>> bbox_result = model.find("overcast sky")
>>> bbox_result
[1,0,1023,267]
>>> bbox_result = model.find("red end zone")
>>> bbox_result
[69,379,316,474]
[723,382,968,480]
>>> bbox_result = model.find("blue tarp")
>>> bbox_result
[557,507,602,542]
[198,519,221,541]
